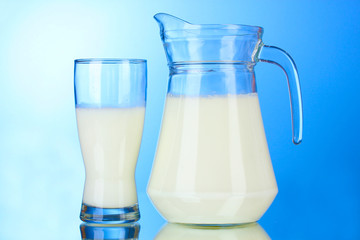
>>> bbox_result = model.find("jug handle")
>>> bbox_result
[257,44,303,144]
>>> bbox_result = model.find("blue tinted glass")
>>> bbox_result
[74,59,147,108]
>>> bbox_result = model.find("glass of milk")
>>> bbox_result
[74,59,146,223]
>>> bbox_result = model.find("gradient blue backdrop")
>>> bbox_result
[0,0,359,239]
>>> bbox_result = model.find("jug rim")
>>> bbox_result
[154,13,263,35]
[163,24,263,34]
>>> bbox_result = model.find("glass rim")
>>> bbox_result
[74,58,147,64]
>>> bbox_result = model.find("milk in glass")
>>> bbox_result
[77,107,145,208]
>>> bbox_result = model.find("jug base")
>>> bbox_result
[148,188,277,225]
[80,203,140,224]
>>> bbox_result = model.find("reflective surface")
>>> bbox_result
[79,221,270,240]
[80,223,140,240]
[154,222,270,240]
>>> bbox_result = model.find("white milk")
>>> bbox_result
[76,107,145,208]
[148,93,278,224]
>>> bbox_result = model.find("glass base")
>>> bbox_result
[80,203,140,224]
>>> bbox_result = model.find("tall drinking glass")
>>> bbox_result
[74,59,147,223]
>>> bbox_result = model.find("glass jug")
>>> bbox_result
[147,13,303,225]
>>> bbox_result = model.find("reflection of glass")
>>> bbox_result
[80,223,140,240]
[154,222,269,240]
[74,59,147,223]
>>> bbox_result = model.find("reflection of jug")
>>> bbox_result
[80,223,140,240]
[148,13,303,225]
[155,223,270,240]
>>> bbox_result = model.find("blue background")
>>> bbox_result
[0,0,359,239]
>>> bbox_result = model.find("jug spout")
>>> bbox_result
[153,13,263,65]
[154,13,190,37]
